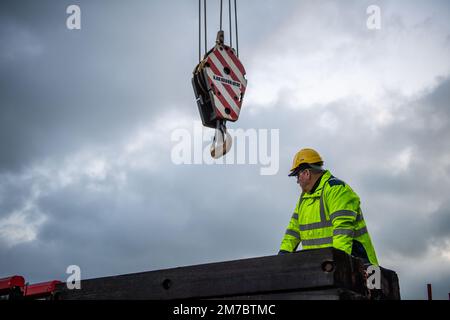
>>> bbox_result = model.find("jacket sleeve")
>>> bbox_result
[279,200,301,253]
[325,184,360,255]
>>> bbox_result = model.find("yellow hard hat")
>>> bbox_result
[289,148,323,176]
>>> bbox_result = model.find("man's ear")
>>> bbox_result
[307,169,313,178]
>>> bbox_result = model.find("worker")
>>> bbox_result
[279,148,378,265]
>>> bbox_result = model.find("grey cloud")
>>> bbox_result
[4,163,286,282]
[429,201,450,240]
[0,0,199,173]
[0,174,34,214]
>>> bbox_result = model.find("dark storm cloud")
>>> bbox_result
[0,0,199,173]
[0,173,34,214]
[370,80,450,255]
[430,202,450,239]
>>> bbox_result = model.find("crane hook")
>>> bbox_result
[210,120,232,159]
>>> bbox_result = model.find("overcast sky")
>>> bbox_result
[1,0,449,300]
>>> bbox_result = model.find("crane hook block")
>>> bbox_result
[192,31,247,129]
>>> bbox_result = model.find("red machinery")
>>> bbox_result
[0,275,61,300]
[23,280,62,300]
[0,275,25,300]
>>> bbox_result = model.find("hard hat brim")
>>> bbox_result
[288,163,324,177]
[288,166,301,177]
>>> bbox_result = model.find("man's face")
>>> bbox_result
[296,169,311,192]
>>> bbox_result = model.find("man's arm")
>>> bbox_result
[278,211,301,254]
[325,182,360,255]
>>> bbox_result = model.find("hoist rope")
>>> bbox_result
[198,0,201,62]
[198,0,240,60]
[220,0,223,31]
[204,0,207,56]
[234,0,239,57]
[228,0,232,48]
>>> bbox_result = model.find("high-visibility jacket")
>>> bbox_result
[279,170,379,265]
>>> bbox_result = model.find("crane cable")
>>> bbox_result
[199,0,239,61]
[234,0,239,57]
